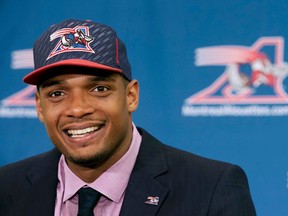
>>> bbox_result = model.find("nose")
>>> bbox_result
[65,91,95,118]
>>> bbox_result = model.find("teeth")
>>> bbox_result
[67,126,98,137]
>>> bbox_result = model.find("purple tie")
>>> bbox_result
[77,187,101,216]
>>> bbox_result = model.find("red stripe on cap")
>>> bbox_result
[115,38,119,64]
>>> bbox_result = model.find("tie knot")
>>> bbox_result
[77,187,101,216]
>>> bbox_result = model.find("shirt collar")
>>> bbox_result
[58,123,142,203]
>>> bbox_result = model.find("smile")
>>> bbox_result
[67,126,99,138]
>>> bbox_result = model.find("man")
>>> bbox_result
[0,19,257,215]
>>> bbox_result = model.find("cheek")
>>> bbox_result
[42,113,58,136]
[39,104,61,132]
[111,99,130,121]
[110,103,131,134]
[41,104,54,121]
[42,113,64,149]
[103,98,130,131]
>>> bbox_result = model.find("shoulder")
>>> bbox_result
[0,149,61,214]
[138,127,247,182]
[137,128,256,214]
[0,148,61,181]
[138,127,232,167]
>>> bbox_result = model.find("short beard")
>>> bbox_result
[66,151,110,168]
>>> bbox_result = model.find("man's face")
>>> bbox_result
[35,70,139,169]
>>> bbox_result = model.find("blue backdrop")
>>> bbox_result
[1,0,287,215]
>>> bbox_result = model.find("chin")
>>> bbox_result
[67,152,108,167]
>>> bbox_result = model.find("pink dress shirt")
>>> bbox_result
[54,124,142,216]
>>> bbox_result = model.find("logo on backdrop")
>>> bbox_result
[0,49,36,118]
[182,37,288,117]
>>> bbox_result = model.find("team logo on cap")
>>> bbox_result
[47,26,94,60]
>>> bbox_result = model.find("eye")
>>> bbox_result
[93,86,109,92]
[49,91,65,98]
[45,90,66,102]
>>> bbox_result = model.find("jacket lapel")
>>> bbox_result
[120,128,169,216]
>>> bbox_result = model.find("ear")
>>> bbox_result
[126,80,139,113]
[35,91,45,123]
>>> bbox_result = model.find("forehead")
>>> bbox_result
[37,66,120,87]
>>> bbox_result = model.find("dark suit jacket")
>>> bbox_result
[0,128,256,215]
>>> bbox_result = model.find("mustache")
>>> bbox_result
[59,117,107,128]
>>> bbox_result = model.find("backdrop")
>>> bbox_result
[1,0,287,215]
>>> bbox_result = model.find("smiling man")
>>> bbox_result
[36,70,138,183]
[0,19,256,216]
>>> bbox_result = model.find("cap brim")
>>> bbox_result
[23,59,123,85]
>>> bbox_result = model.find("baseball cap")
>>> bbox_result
[23,19,131,85]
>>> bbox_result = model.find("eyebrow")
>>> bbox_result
[88,76,116,83]
[39,75,117,89]
[40,79,63,89]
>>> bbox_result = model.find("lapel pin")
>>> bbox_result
[145,196,159,205]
